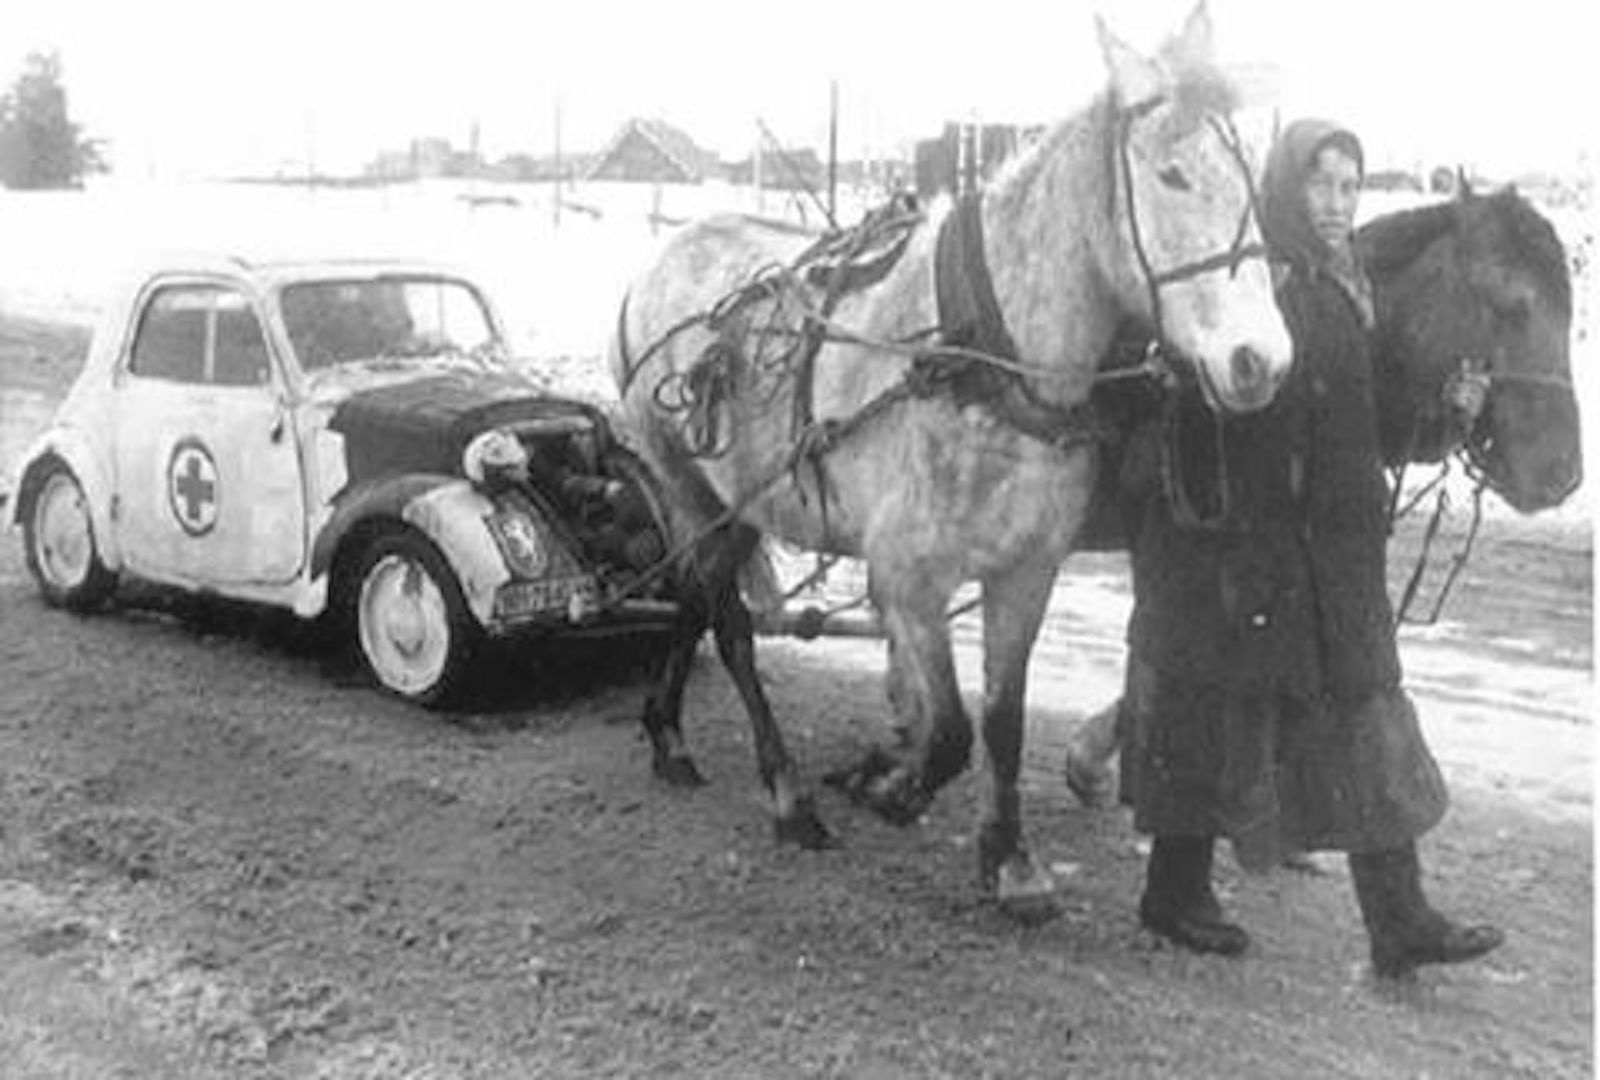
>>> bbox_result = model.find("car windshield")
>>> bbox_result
[279,276,503,372]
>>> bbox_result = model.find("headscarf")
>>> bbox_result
[1260,118,1374,328]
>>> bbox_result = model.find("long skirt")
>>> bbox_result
[1120,659,1449,871]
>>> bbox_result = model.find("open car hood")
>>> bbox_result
[328,369,606,485]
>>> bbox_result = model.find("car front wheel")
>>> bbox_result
[22,462,116,611]
[348,529,478,707]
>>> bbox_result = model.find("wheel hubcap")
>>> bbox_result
[358,553,450,695]
[33,475,93,589]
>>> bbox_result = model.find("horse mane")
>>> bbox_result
[1355,201,1456,281]
[984,39,1243,210]
[1358,189,1572,319]
[1157,36,1243,121]
[1487,188,1573,319]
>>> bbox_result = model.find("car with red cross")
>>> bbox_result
[10,253,678,705]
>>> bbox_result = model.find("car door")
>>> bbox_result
[112,280,308,588]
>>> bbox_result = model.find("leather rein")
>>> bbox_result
[1388,355,1576,627]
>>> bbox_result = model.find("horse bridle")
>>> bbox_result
[1116,96,1268,351]
[1111,98,1269,531]
[1389,352,1576,626]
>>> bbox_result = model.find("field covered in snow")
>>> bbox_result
[0,172,1590,524]
[0,176,860,360]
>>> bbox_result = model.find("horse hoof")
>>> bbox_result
[821,747,896,799]
[864,769,931,826]
[1063,746,1116,808]
[998,890,1062,926]
[773,798,837,850]
[654,754,707,788]
[995,860,1061,925]
[823,750,928,825]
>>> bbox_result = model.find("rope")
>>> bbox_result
[1384,350,1570,625]
[599,374,919,610]
[1390,453,1490,627]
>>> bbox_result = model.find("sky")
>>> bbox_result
[2,0,1594,183]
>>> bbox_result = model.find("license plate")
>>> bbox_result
[494,575,597,620]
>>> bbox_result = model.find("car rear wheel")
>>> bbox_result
[349,529,478,707]
[22,463,115,611]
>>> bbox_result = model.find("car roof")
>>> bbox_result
[63,251,501,395]
[127,251,477,290]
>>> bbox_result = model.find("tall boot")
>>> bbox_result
[1348,843,1504,978]
[1139,835,1250,957]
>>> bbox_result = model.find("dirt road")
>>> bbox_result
[0,322,1592,1078]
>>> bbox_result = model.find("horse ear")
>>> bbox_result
[1174,0,1217,66]
[1456,166,1475,199]
[1097,15,1165,106]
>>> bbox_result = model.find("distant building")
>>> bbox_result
[487,152,596,183]
[1365,168,1424,193]
[585,118,721,184]
[725,147,827,191]
[363,137,481,181]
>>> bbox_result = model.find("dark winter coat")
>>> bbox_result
[1125,258,1402,709]
[1118,120,1447,863]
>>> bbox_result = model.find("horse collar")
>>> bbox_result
[934,194,1022,363]
[930,197,1107,449]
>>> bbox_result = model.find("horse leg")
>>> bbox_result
[641,588,710,788]
[977,556,1061,923]
[708,575,834,849]
[704,529,833,849]
[831,569,970,826]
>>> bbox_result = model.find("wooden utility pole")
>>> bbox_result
[553,95,563,229]
[827,79,839,224]
[753,126,765,213]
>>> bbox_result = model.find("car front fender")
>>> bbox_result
[312,475,512,627]
[9,428,123,570]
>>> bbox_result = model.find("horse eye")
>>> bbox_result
[1158,166,1191,191]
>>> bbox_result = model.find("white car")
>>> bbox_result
[10,254,677,705]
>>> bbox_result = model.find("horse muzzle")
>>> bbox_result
[1189,342,1287,416]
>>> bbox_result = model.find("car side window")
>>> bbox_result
[129,288,208,383]
[213,303,271,386]
[128,285,271,387]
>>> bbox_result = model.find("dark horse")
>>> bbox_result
[1062,182,1584,802]
[1361,185,1580,509]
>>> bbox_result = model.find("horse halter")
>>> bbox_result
[1388,355,1577,626]
[1112,98,1266,531]
[1116,97,1267,350]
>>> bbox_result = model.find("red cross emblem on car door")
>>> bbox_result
[167,436,220,537]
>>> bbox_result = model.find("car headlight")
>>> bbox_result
[463,428,529,486]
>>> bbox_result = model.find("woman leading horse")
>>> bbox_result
[1088,120,1582,978]
[608,2,1291,919]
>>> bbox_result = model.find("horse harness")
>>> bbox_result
[606,97,1275,602]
